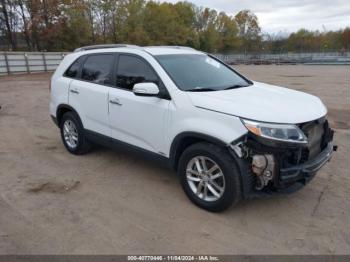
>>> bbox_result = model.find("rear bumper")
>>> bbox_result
[279,142,334,183]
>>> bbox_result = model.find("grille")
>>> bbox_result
[299,118,326,161]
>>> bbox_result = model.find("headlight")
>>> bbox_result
[241,119,308,144]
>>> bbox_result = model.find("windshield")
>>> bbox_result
[156,54,251,91]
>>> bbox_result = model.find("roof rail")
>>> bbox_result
[74,44,140,52]
[145,46,196,51]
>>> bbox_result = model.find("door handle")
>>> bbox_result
[109,98,122,106]
[70,88,79,94]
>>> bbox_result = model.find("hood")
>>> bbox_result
[187,81,327,124]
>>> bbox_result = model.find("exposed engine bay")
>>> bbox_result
[230,117,336,194]
[251,154,275,190]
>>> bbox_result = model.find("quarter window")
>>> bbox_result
[81,54,114,85]
[116,55,158,90]
[64,56,85,78]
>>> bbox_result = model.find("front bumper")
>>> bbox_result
[231,118,336,199]
[279,142,334,184]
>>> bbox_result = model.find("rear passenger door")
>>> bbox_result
[68,53,114,137]
[108,54,170,154]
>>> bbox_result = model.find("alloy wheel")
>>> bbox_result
[63,120,79,149]
[186,156,225,202]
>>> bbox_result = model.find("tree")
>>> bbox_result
[25,0,41,50]
[57,1,92,51]
[341,28,350,49]
[287,29,317,51]
[217,12,240,52]
[93,0,121,43]
[235,9,261,52]
[84,0,97,43]
[113,0,148,45]
[0,0,17,50]
[16,0,31,50]
[144,2,186,45]
[195,7,221,52]
[173,2,198,47]
[39,0,64,50]
[1,1,347,53]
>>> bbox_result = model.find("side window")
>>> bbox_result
[64,56,84,78]
[116,55,159,90]
[81,54,114,85]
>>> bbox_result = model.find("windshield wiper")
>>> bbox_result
[186,84,250,92]
[223,84,250,90]
[186,87,217,92]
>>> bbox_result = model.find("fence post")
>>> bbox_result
[24,53,30,74]
[42,52,47,72]
[3,52,10,75]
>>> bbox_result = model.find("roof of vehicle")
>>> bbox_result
[143,46,202,56]
[73,44,203,56]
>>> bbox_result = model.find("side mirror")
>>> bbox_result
[133,82,159,97]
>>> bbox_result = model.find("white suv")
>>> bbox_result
[50,44,335,211]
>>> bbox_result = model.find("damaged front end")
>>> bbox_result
[230,117,337,198]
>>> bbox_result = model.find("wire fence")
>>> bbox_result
[1,51,349,76]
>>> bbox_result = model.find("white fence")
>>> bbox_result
[1,51,349,76]
[216,51,350,65]
[0,52,68,75]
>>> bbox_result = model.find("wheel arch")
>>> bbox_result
[169,132,228,170]
[56,104,82,127]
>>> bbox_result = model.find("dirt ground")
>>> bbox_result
[0,65,349,255]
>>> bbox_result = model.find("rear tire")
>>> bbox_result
[178,142,241,212]
[60,111,91,155]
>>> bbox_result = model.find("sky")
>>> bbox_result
[158,0,350,36]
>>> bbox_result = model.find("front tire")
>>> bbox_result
[178,142,241,212]
[60,112,91,155]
